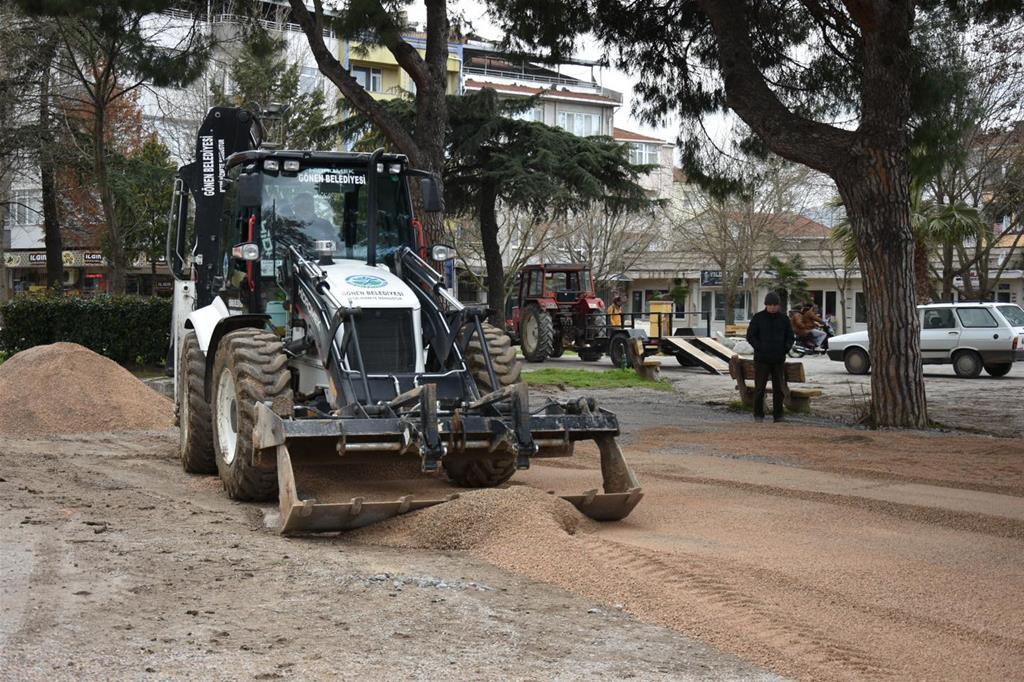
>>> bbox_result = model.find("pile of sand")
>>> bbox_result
[349,486,590,558]
[0,342,174,437]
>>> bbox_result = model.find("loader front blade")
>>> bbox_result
[556,435,643,521]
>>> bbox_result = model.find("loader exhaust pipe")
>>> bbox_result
[365,148,384,267]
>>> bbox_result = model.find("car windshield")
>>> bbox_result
[998,304,1024,327]
[260,165,411,262]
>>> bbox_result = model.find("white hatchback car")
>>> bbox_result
[827,302,1024,377]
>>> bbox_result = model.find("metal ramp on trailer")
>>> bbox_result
[662,337,731,375]
[688,336,737,363]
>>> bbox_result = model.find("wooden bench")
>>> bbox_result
[727,356,822,413]
[628,338,661,381]
[724,323,749,337]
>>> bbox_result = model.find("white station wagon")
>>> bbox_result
[827,302,1024,377]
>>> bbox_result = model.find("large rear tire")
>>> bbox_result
[520,304,554,362]
[178,331,216,474]
[210,329,293,501]
[464,322,522,393]
[449,323,522,488]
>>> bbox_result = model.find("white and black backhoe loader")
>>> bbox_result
[166,107,642,533]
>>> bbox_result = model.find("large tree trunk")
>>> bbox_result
[836,152,928,429]
[477,179,504,325]
[38,36,62,292]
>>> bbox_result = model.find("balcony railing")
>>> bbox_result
[464,65,623,103]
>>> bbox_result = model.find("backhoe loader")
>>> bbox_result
[167,107,642,533]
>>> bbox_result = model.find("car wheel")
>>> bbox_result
[843,347,870,375]
[983,363,1012,378]
[952,350,983,378]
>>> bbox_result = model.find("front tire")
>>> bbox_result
[464,322,522,393]
[952,350,983,378]
[178,332,216,474]
[449,322,521,488]
[210,329,293,501]
[519,304,554,362]
[844,347,871,375]
[983,363,1012,378]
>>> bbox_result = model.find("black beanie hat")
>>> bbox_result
[764,291,781,306]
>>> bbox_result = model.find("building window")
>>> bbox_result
[557,110,599,136]
[628,142,660,165]
[299,66,322,95]
[6,189,42,226]
[352,66,382,93]
[855,292,867,324]
[511,104,543,123]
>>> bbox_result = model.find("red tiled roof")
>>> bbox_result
[463,79,619,104]
[612,127,666,143]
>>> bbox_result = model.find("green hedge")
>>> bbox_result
[0,295,172,366]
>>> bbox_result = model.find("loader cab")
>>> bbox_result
[217,151,418,312]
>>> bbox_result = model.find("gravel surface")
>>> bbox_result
[0,343,173,436]
[3,368,1022,680]
[0,430,779,681]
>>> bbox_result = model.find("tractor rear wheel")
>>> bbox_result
[177,331,216,474]
[450,322,521,488]
[464,322,522,393]
[520,304,554,362]
[210,329,293,501]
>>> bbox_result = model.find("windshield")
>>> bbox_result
[998,304,1024,327]
[260,165,411,262]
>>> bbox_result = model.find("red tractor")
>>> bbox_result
[508,264,610,362]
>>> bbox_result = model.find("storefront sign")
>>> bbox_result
[28,253,47,264]
[84,252,105,264]
[700,270,722,286]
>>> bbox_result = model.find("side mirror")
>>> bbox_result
[237,173,262,206]
[231,242,260,261]
[431,244,456,261]
[420,175,443,213]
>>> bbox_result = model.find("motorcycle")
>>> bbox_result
[789,318,835,357]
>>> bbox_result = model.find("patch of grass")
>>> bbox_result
[523,367,673,391]
[0,350,7,366]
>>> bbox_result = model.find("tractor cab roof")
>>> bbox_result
[227,149,411,170]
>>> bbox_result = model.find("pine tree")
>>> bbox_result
[211,28,336,150]
[342,89,655,320]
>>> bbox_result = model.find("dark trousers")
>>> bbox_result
[753,360,786,419]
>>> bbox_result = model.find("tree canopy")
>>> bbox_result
[342,88,656,318]
[211,27,337,150]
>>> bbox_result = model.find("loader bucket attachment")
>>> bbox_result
[254,398,643,535]
[556,435,643,521]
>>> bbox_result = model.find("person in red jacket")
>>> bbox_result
[746,292,795,422]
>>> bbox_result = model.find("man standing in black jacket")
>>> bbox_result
[745,292,794,422]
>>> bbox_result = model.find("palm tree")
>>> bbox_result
[831,186,986,302]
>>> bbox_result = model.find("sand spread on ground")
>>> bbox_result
[0,342,173,436]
